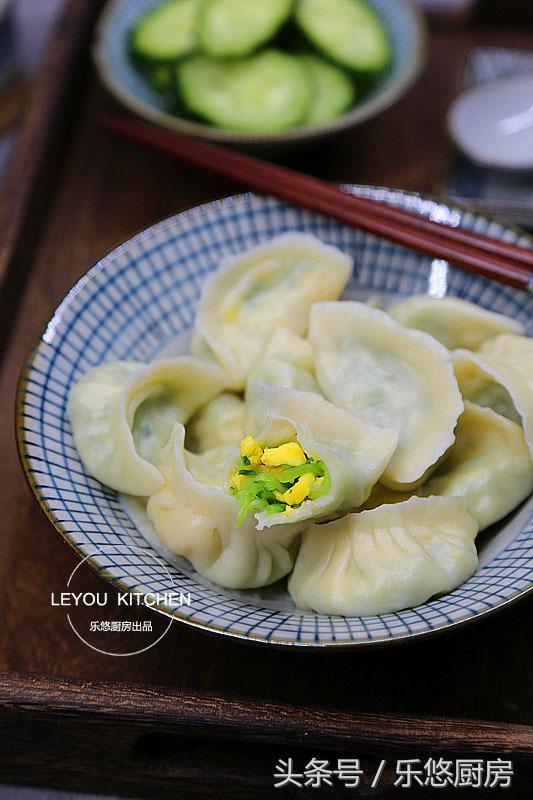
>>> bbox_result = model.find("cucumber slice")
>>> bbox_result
[302,55,355,124]
[131,0,201,62]
[199,0,294,58]
[148,63,174,93]
[295,0,391,73]
[177,50,313,132]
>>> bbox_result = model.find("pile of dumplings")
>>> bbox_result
[68,233,533,617]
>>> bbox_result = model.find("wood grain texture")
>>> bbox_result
[0,674,531,799]
[2,673,533,753]
[0,5,532,798]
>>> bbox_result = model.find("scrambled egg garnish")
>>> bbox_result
[230,436,331,524]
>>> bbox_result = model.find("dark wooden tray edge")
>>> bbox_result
[0,0,104,357]
[0,672,531,799]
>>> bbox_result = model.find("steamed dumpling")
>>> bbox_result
[310,302,464,489]
[194,233,352,389]
[389,295,524,350]
[185,444,238,487]
[480,334,533,457]
[453,334,533,457]
[420,402,533,530]
[245,329,320,436]
[147,424,304,589]
[187,393,245,452]
[452,349,521,423]
[262,327,315,372]
[252,385,398,529]
[288,496,479,616]
[190,330,241,391]
[68,357,226,495]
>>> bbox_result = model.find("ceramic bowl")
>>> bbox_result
[93,0,426,147]
[17,187,533,648]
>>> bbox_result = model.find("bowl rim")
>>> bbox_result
[92,0,428,146]
[16,187,533,649]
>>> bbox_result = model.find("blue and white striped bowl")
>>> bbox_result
[93,0,426,146]
[17,188,533,648]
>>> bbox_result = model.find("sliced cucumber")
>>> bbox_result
[131,0,201,62]
[295,0,391,73]
[177,50,312,132]
[199,0,294,58]
[302,55,355,124]
[148,63,174,93]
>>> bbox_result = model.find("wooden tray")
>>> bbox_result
[0,2,531,797]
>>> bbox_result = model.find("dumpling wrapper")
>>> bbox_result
[453,334,533,457]
[184,443,239,487]
[187,393,245,453]
[389,295,524,350]
[245,329,320,437]
[289,496,479,616]
[364,404,532,531]
[147,424,304,589]
[310,302,464,489]
[419,402,533,530]
[190,330,242,392]
[68,357,226,496]
[261,327,315,372]
[254,385,398,530]
[194,232,352,389]
[452,349,520,423]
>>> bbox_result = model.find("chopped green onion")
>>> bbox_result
[309,469,331,500]
[232,444,331,525]
[265,502,286,515]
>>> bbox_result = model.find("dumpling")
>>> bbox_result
[245,360,319,437]
[190,330,241,391]
[237,384,397,530]
[480,334,533,457]
[389,295,524,350]
[68,357,226,495]
[453,334,533,457]
[185,444,238,487]
[420,403,532,530]
[245,330,320,437]
[146,424,304,589]
[363,404,532,530]
[187,393,245,452]
[310,302,464,489]
[194,232,352,389]
[261,327,315,372]
[452,349,521,423]
[288,496,479,616]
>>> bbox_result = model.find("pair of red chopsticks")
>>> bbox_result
[99,113,533,293]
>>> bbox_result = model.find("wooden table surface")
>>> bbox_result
[0,2,531,797]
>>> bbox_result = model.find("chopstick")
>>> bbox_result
[99,113,533,292]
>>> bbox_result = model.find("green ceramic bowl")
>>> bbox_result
[93,0,426,147]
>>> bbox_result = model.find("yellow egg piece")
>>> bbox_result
[230,471,247,490]
[261,442,306,467]
[280,472,315,506]
[240,435,263,468]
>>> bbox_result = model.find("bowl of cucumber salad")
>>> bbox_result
[94,0,426,145]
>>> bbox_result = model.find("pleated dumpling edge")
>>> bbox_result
[288,496,479,617]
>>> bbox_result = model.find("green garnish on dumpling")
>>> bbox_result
[230,436,331,525]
